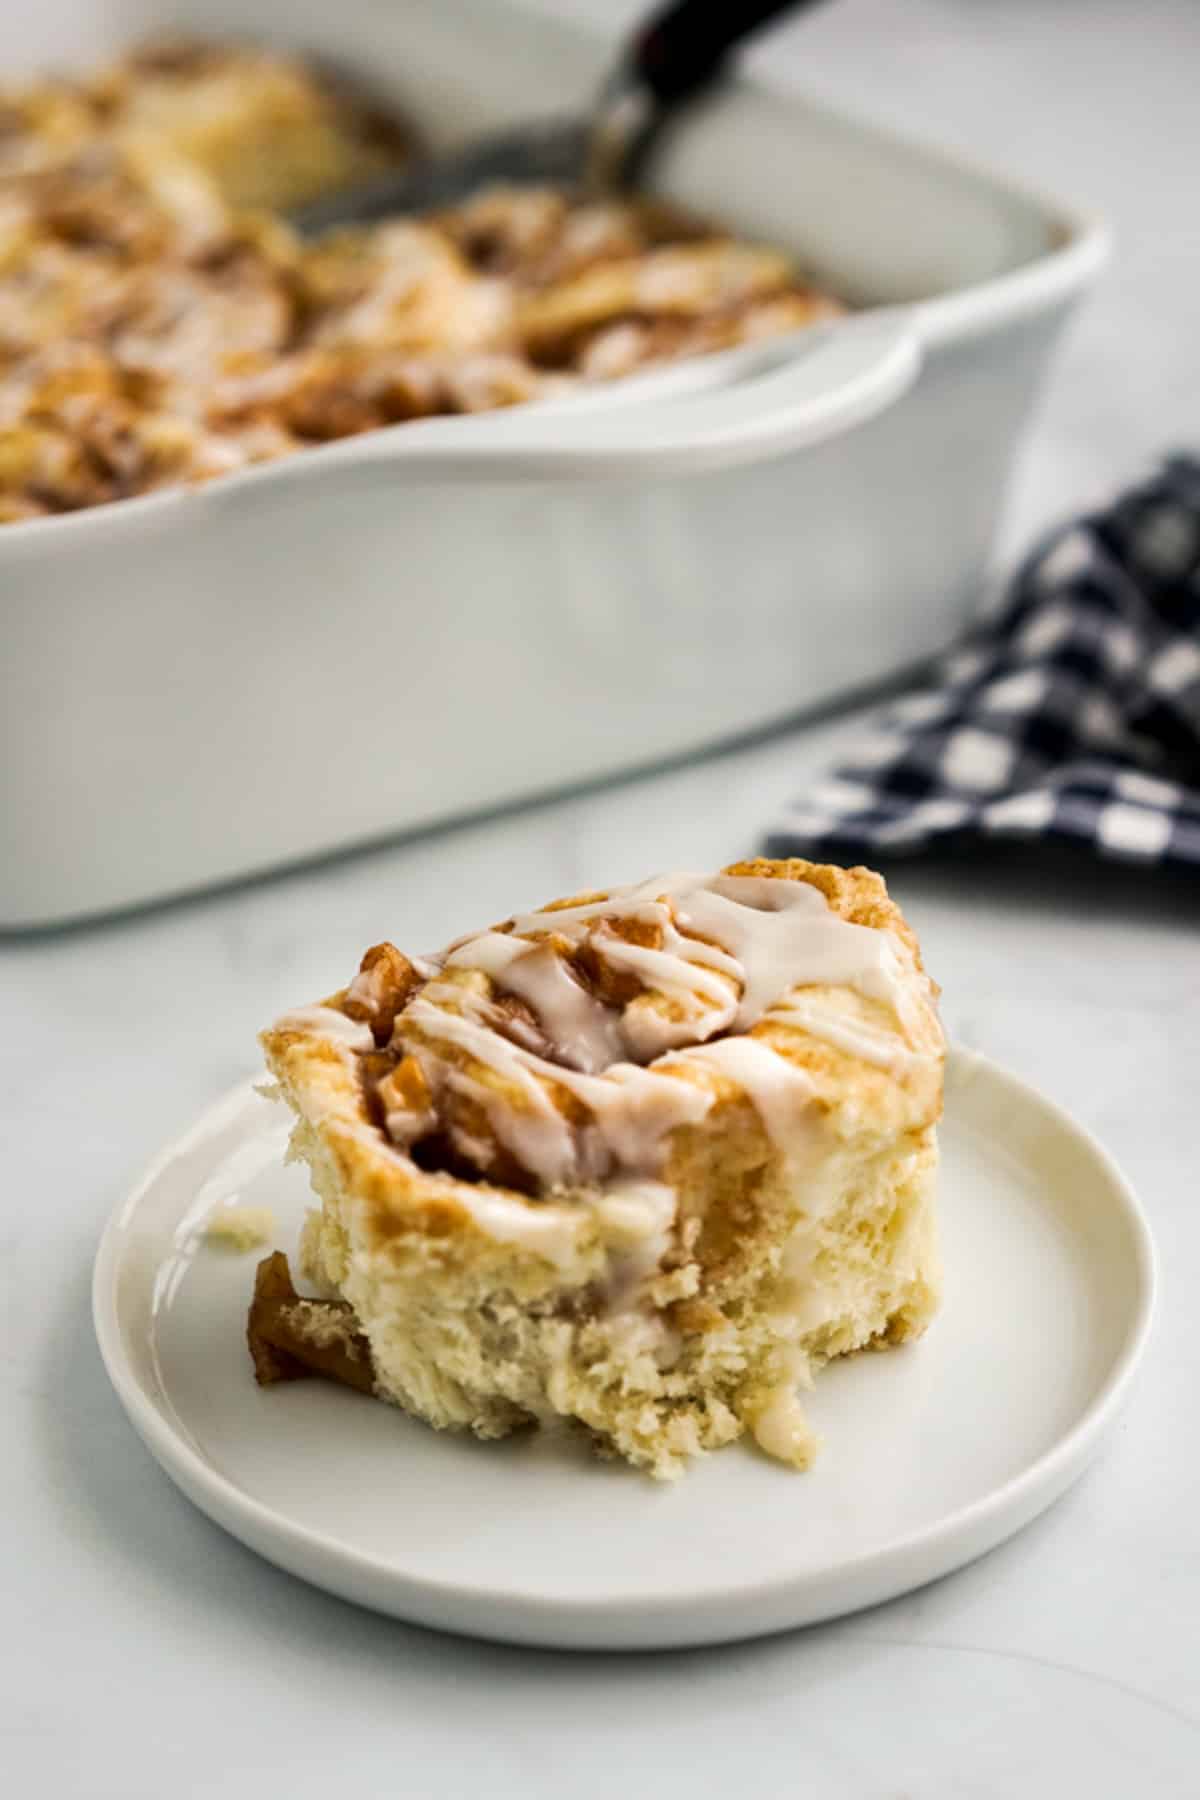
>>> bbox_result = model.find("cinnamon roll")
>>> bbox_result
[255,859,944,1480]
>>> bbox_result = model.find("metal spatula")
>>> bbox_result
[290,0,821,235]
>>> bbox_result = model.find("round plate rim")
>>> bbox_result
[92,1049,1156,1649]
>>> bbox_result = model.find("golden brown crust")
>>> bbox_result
[342,941,420,1044]
[723,856,922,955]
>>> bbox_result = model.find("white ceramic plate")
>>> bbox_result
[94,1050,1153,1651]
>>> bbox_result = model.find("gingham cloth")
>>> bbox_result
[765,454,1200,867]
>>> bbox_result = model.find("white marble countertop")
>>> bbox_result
[5,3,1200,1795]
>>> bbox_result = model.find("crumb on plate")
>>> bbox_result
[204,1204,276,1251]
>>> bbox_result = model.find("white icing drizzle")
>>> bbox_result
[275,873,933,1284]
[383,1106,431,1147]
[588,1177,677,1248]
[344,962,388,1020]
[273,1006,374,1052]
[589,1179,679,1312]
[665,1036,819,1159]
[445,931,528,980]
[450,933,624,1072]
[352,1115,675,1276]
[508,884,672,937]
[325,1107,591,1270]
[596,933,738,1012]
[765,1000,918,1072]
[401,995,712,1186]
[554,1061,714,1179]
[436,1184,586,1269]
[384,869,923,1190]
[508,871,905,1038]
[405,998,577,1185]
[674,876,899,1028]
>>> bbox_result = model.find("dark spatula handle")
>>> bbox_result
[630,0,823,104]
[591,0,826,189]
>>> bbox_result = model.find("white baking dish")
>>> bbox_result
[0,0,1108,928]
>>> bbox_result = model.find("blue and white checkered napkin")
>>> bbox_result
[765,454,1200,867]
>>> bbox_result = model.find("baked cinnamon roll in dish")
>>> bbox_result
[254,859,944,1479]
[0,38,840,524]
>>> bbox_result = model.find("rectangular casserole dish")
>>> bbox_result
[0,0,1108,928]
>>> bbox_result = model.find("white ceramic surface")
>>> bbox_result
[93,1051,1154,1652]
[0,0,1106,927]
